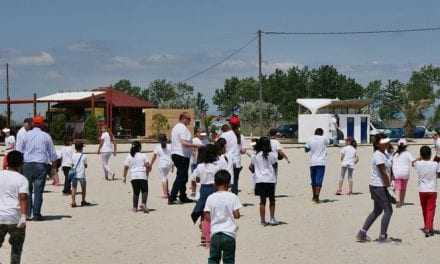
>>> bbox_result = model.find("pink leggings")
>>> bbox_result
[201,218,211,244]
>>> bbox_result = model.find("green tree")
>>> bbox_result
[114,79,142,97]
[378,80,404,121]
[151,113,170,138]
[148,79,177,106]
[50,114,66,141]
[193,92,209,119]
[84,115,99,143]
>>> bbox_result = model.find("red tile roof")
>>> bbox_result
[92,87,156,108]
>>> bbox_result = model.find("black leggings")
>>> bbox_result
[131,179,148,209]
[62,166,71,193]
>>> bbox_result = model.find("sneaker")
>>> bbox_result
[260,220,268,226]
[356,230,370,242]
[168,199,179,205]
[375,234,392,243]
[268,218,279,225]
[81,201,92,206]
[180,198,194,203]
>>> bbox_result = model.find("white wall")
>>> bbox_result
[298,114,370,143]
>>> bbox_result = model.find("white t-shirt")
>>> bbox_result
[124,153,148,180]
[251,152,278,183]
[204,191,242,239]
[305,135,329,167]
[370,150,389,187]
[0,170,29,224]
[392,151,415,179]
[4,135,15,151]
[340,145,357,168]
[220,130,245,168]
[60,145,74,167]
[154,144,172,169]
[100,132,113,153]
[415,160,439,192]
[15,127,27,152]
[191,137,203,164]
[171,123,192,158]
[71,152,87,179]
[216,154,234,184]
[270,138,282,155]
[192,163,222,185]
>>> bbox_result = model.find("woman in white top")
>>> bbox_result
[336,137,359,195]
[392,138,415,208]
[61,137,74,194]
[357,135,394,242]
[123,141,150,213]
[190,144,222,247]
[150,134,173,199]
[220,115,246,195]
[414,146,439,237]
[97,126,117,181]
[2,128,15,170]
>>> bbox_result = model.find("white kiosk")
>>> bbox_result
[297,98,371,144]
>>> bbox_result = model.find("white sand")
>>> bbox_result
[0,144,438,264]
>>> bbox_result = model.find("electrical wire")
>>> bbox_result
[180,35,258,83]
[263,26,440,36]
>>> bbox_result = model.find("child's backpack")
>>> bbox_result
[68,154,83,180]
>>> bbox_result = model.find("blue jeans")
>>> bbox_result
[310,166,325,187]
[23,162,49,217]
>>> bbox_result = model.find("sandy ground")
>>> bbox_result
[0,143,439,264]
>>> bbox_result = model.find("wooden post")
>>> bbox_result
[47,102,51,132]
[108,89,113,132]
[91,93,95,118]
[6,63,10,127]
[33,93,37,116]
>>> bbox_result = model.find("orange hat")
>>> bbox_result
[229,114,240,127]
[32,115,45,125]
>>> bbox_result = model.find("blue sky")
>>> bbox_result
[0,0,440,119]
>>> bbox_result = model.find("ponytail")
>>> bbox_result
[158,134,167,149]
[130,141,142,157]
[232,125,241,145]
[259,136,271,160]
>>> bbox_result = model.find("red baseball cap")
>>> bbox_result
[32,115,45,125]
[229,114,240,126]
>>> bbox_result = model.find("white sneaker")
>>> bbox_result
[268,218,279,225]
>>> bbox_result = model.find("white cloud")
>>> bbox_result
[46,70,64,80]
[15,52,55,66]
[142,53,180,64]
[107,56,144,70]
[67,41,106,53]
[262,61,303,72]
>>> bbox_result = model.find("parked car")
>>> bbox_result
[413,126,426,138]
[388,128,405,141]
[276,124,298,138]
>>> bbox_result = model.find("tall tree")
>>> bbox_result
[148,79,177,106]
[113,79,142,97]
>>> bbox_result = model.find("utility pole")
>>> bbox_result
[6,63,10,128]
[258,29,263,136]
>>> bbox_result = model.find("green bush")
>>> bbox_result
[152,113,169,138]
[84,115,99,143]
[50,114,66,141]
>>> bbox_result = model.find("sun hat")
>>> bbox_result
[2,128,10,133]
[398,138,408,146]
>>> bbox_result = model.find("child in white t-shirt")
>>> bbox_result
[60,137,74,195]
[336,138,359,195]
[191,129,205,198]
[415,146,439,237]
[150,134,173,199]
[124,141,150,213]
[204,170,241,264]
[70,143,90,207]
[250,137,278,226]
[392,139,415,208]
[215,138,234,185]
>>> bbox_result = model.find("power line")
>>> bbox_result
[263,26,440,36]
[180,35,258,83]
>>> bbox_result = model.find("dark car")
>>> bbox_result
[276,124,298,138]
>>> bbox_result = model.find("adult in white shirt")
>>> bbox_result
[305,128,329,203]
[97,126,117,181]
[0,150,28,264]
[220,115,246,195]
[123,141,150,213]
[2,128,15,170]
[169,112,199,204]
[414,146,439,237]
[357,136,394,242]
[392,138,415,207]
[336,137,359,195]
[15,118,32,154]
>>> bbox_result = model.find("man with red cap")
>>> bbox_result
[220,114,246,195]
[19,116,57,221]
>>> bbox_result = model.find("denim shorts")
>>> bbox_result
[310,166,325,187]
[72,178,86,188]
